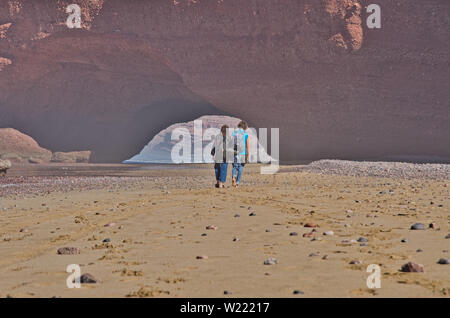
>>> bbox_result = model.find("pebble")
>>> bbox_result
[57,247,80,255]
[416,249,423,253]
[264,258,277,265]
[206,225,218,230]
[350,260,363,265]
[437,258,450,265]
[201,233,207,236]
[289,232,298,236]
[357,237,368,242]
[308,253,319,257]
[234,214,240,218]
[293,290,304,295]
[265,229,271,232]
[303,232,314,238]
[323,231,334,236]
[104,222,116,227]
[410,223,425,230]
[223,290,232,295]
[322,255,328,260]
[103,238,110,243]
[445,234,450,239]
[304,223,317,228]
[196,255,208,260]
[233,237,239,242]
[249,212,256,216]
[429,223,437,229]
[401,238,409,243]
[79,273,98,284]
[401,262,424,272]
[19,228,28,233]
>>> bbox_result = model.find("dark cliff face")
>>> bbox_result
[0,0,449,163]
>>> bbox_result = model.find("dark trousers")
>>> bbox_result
[214,163,228,183]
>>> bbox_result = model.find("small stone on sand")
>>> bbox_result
[410,223,425,230]
[79,273,98,284]
[401,262,424,272]
[57,247,80,255]
[264,258,277,265]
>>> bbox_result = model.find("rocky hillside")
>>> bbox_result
[0,128,91,163]
[0,128,52,163]
[1,1,448,162]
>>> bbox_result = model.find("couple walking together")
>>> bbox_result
[211,121,249,188]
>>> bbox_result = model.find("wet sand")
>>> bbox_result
[0,163,449,297]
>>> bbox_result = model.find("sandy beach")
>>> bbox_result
[0,162,448,298]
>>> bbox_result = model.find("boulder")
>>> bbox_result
[51,151,92,163]
[0,159,11,174]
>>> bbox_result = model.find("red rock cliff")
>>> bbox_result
[0,0,449,162]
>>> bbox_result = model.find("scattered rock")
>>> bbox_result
[401,262,424,272]
[57,247,80,255]
[264,258,277,265]
[410,223,425,230]
[304,223,317,228]
[103,238,111,243]
[416,249,423,253]
[104,222,116,227]
[446,234,450,239]
[233,237,239,242]
[293,290,304,295]
[289,232,298,236]
[249,212,256,216]
[357,237,368,242]
[350,260,363,265]
[429,223,437,229]
[437,258,450,265]
[206,225,218,230]
[196,255,208,260]
[401,238,409,243]
[201,233,207,237]
[223,290,232,295]
[323,231,334,236]
[303,232,314,238]
[234,214,240,218]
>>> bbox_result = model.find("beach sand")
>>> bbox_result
[0,163,448,298]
